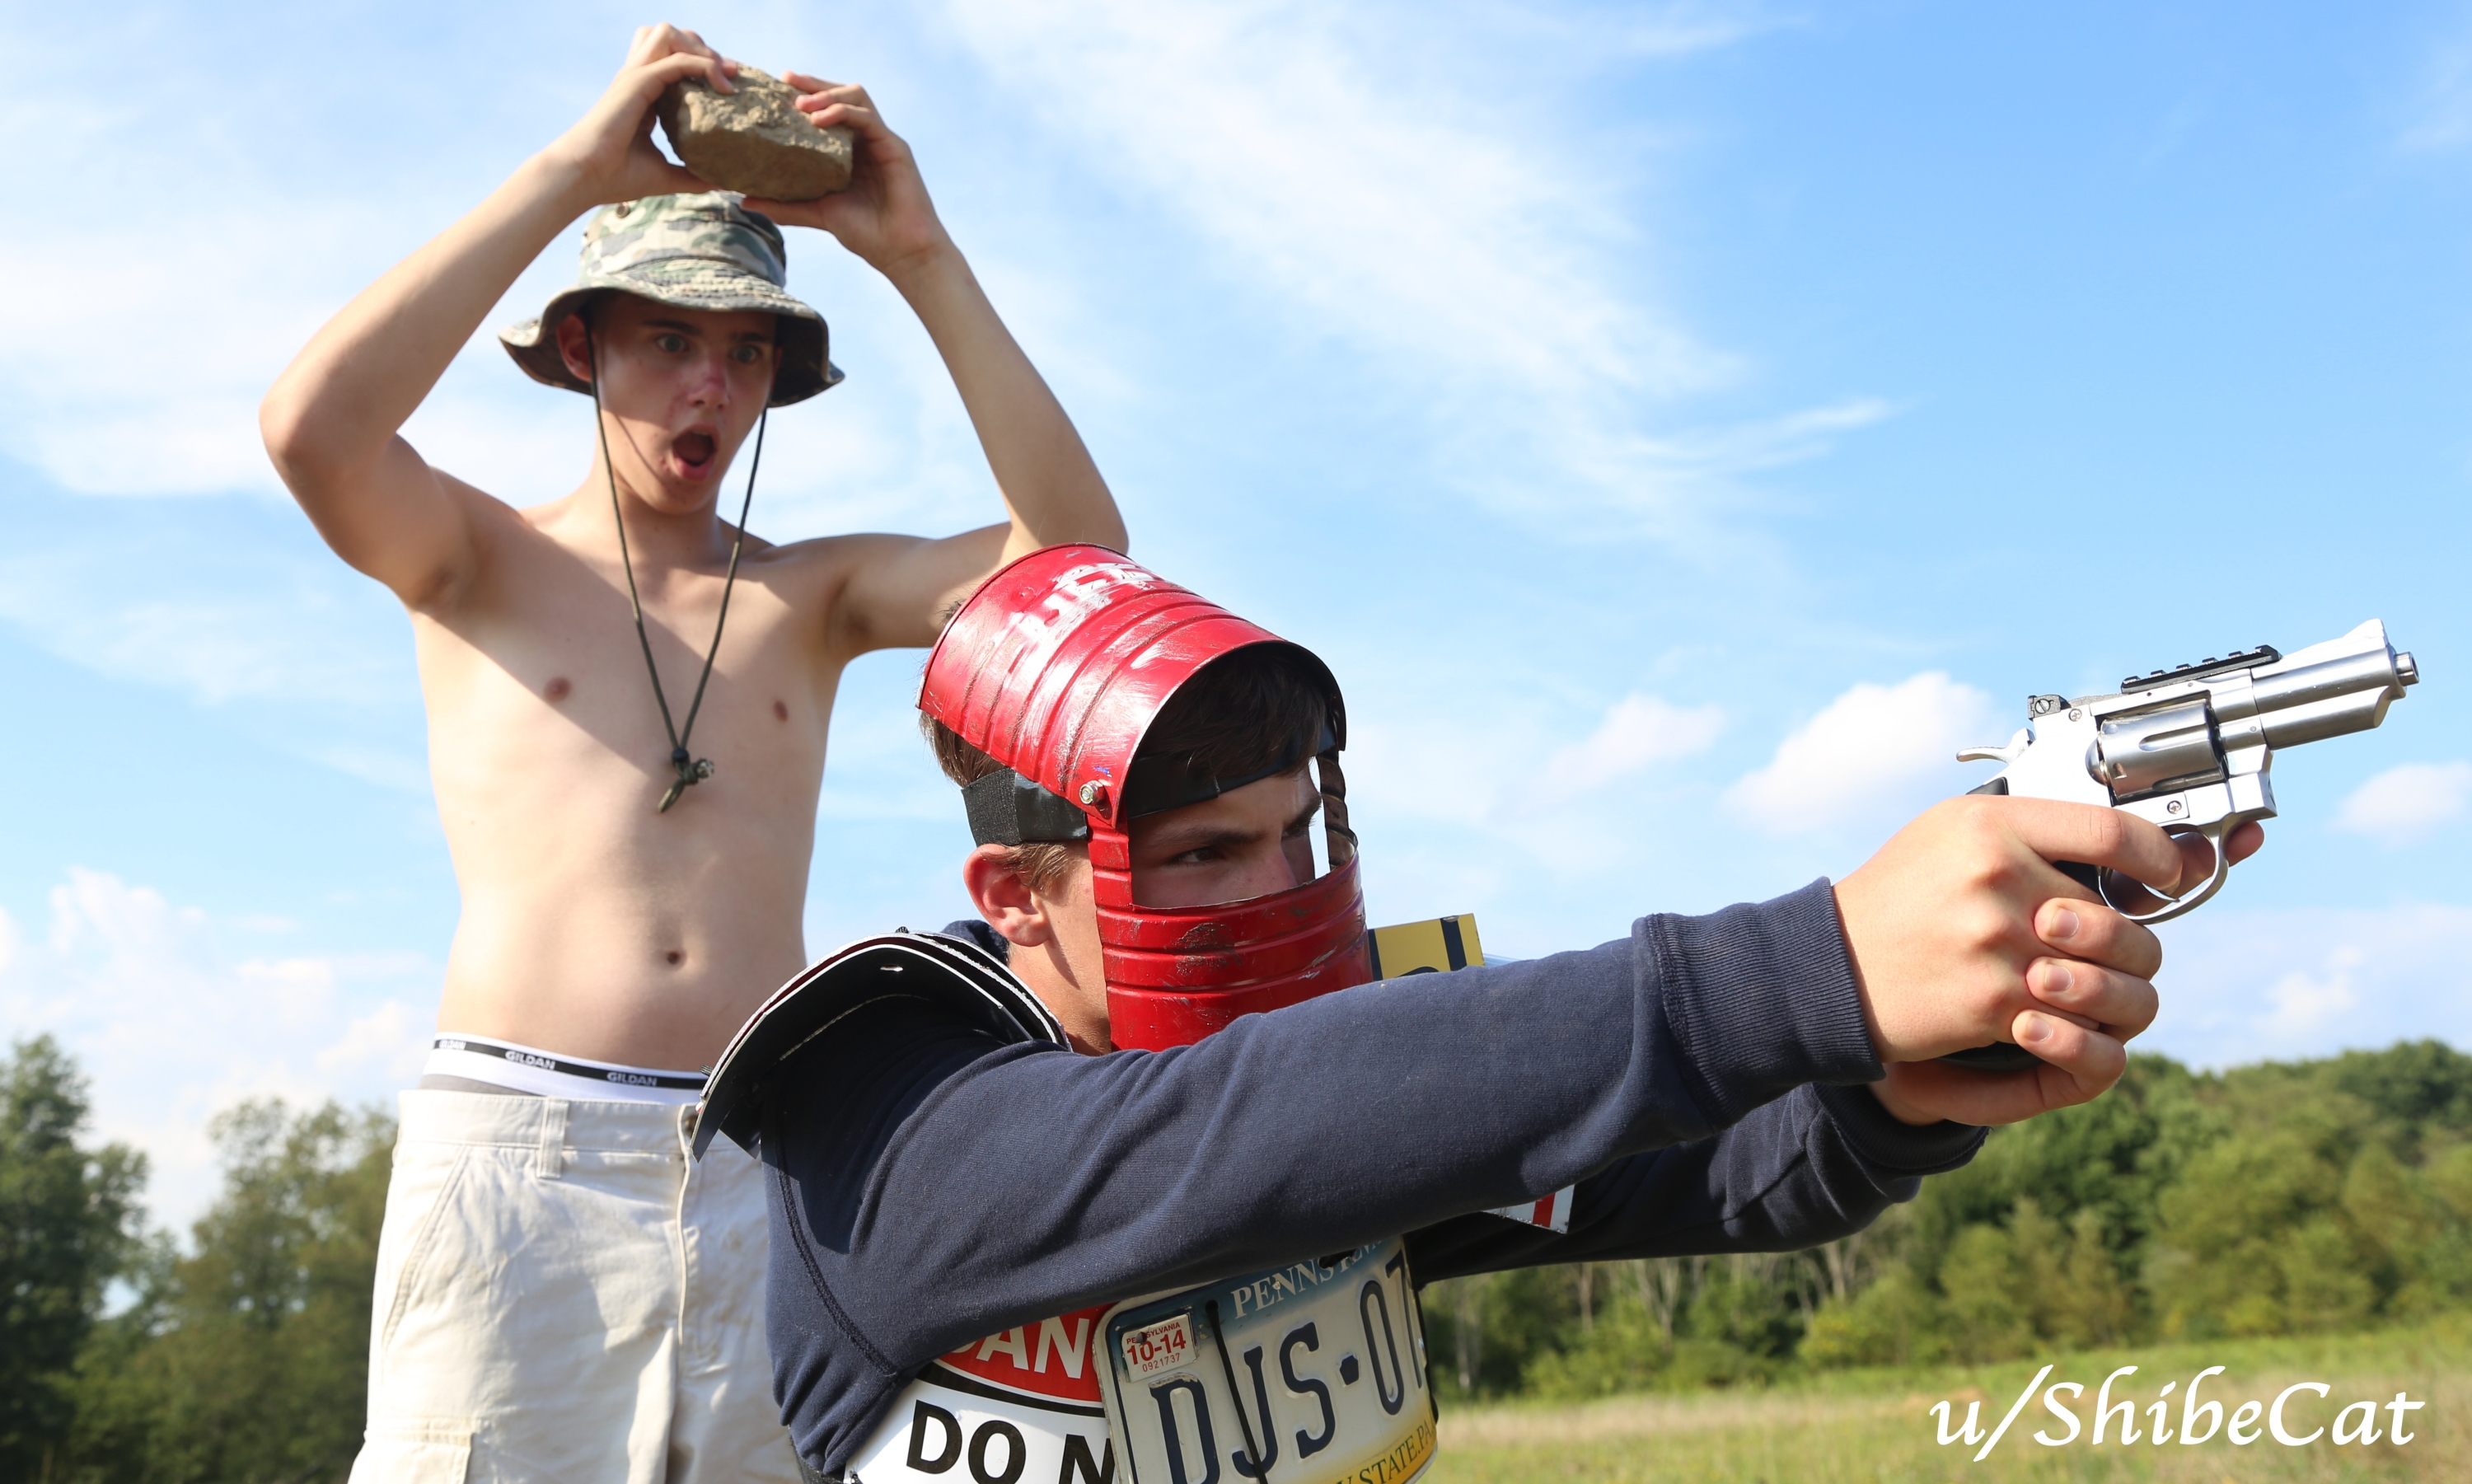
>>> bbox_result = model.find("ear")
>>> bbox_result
[555,312,594,386]
[962,845,1053,948]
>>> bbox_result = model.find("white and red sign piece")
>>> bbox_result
[844,1304,1117,1484]
[938,1304,1111,1406]
[1487,1184,1574,1234]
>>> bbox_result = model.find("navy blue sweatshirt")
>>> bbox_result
[757,882,1983,1473]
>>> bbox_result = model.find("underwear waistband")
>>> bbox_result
[426,1035,706,1105]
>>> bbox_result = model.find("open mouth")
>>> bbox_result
[673,431,717,474]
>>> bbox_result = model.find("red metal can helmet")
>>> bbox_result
[919,545,1371,1050]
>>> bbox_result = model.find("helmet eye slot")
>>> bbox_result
[1122,721,1337,819]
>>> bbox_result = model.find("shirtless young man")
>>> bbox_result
[259,26,1124,1484]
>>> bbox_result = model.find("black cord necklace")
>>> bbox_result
[589,342,768,813]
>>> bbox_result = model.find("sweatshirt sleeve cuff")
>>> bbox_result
[1646,878,1882,1126]
[1813,1082,1987,1174]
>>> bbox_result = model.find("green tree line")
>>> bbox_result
[6,1034,2470,1478]
[2,1037,389,1484]
[1424,1039,2472,1400]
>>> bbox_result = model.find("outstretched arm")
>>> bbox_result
[259,25,730,607]
[747,79,1125,654]
[1406,1084,1983,1281]
[762,883,1878,1471]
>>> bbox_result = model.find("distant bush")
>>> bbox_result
[0,1037,397,1484]
[59,1098,393,1483]
[1427,1040,2472,1399]
[1799,1267,1944,1369]
[0,1037,146,1482]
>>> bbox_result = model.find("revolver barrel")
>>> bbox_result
[2092,620,2417,803]
[2246,639,2418,747]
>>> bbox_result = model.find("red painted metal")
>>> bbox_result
[1098,855,1373,1048]
[920,545,1369,1050]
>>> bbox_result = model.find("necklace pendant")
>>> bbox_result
[655,756,717,814]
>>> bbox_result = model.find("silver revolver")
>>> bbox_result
[1943,620,2418,1072]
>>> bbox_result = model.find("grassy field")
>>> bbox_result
[1425,1319,2469,1483]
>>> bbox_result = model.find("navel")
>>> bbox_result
[664,949,684,967]
[773,699,789,722]
[544,676,573,703]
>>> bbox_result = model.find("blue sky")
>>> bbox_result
[4,0,2468,1226]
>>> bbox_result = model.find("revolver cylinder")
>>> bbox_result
[2093,700,2219,803]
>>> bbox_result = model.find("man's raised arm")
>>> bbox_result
[259,26,732,607]
[749,79,1126,655]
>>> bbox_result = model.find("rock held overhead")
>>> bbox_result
[658,66,854,201]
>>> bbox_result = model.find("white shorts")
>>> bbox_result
[349,1089,799,1484]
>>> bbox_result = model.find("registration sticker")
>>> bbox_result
[1120,1313,1196,1382]
[1098,1237,1436,1484]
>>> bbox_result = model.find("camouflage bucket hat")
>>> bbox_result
[499,192,843,407]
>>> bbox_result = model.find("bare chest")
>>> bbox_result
[412,540,841,826]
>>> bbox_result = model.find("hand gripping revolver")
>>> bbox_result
[1941,620,2417,1072]
[1958,619,2418,925]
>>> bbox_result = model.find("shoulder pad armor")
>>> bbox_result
[692,930,1063,1161]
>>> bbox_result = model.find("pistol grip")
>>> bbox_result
[1938,1042,2044,1073]
[1941,777,2095,1071]
[2053,859,2103,893]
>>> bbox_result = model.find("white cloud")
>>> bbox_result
[2397,19,2472,153]
[1722,672,1999,836]
[2333,761,2472,847]
[939,0,1725,395]
[0,200,369,496]
[318,999,421,1078]
[2264,948,2362,1039]
[2146,903,2472,1069]
[1329,679,1739,943]
[0,870,435,1234]
[0,15,987,524]
[1348,684,1719,831]
[307,745,433,795]
[0,0,1875,558]
[0,2,621,503]
[931,0,1872,533]
[0,513,419,716]
[0,578,397,710]
[1546,693,1725,796]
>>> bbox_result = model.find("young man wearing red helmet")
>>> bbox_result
[699,547,2256,1484]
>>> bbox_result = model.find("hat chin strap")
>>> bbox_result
[588,336,767,813]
